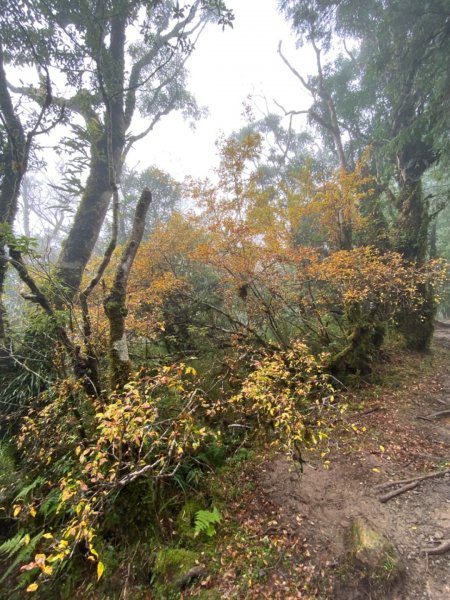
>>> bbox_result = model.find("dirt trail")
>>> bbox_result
[260,327,450,599]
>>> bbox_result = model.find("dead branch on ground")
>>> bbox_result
[378,481,419,503]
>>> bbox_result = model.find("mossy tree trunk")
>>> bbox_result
[329,303,385,376]
[55,135,114,305]
[394,145,435,351]
[0,42,52,369]
[55,6,127,305]
[104,188,152,390]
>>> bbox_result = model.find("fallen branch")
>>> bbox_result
[378,481,418,503]
[374,468,450,491]
[423,539,450,555]
[435,399,450,406]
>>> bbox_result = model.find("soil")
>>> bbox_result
[190,327,450,599]
[259,326,450,599]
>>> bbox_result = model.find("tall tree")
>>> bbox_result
[0,1,61,357]
[279,0,450,348]
[9,0,232,304]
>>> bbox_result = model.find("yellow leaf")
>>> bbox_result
[379,445,385,452]
[30,506,37,518]
[42,533,53,540]
[34,554,46,567]
[97,561,105,580]
[372,468,380,473]
[22,534,31,545]
[13,505,21,517]
[26,583,39,592]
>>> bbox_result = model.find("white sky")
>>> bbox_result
[129,0,315,180]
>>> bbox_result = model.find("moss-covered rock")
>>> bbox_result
[336,517,403,599]
[152,548,201,598]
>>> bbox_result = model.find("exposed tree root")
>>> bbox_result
[423,539,450,555]
[350,405,381,420]
[375,469,450,503]
[418,409,450,422]
[374,468,450,491]
[179,565,206,588]
[379,481,419,503]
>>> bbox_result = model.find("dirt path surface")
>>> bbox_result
[259,328,450,599]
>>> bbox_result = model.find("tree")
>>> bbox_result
[0,1,63,360]
[8,0,232,304]
[278,0,450,348]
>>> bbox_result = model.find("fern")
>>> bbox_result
[13,477,44,502]
[0,530,43,583]
[194,507,221,538]
[0,530,26,558]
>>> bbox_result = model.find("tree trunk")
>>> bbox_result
[394,156,435,351]
[55,134,112,304]
[395,179,429,264]
[104,188,152,390]
[0,42,26,364]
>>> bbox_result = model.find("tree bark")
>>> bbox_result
[104,188,152,390]
[55,133,113,304]
[394,148,435,351]
[0,42,26,364]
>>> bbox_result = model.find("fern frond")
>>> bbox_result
[13,477,44,502]
[0,530,43,583]
[194,507,221,537]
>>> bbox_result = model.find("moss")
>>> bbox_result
[336,517,403,599]
[176,500,202,541]
[351,517,397,571]
[0,442,17,504]
[397,283,436,352]
[152,548,200,598]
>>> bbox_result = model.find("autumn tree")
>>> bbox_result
[278,0,450,348]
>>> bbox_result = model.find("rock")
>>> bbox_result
[152,548,202,598]
[335,517,404,599]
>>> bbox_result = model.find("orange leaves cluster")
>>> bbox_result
[105,135,444,353]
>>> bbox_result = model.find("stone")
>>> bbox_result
[335,517,404,599]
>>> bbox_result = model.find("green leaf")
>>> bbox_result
[194,507,221,538]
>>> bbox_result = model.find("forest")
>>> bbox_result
[0,1,449,598]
